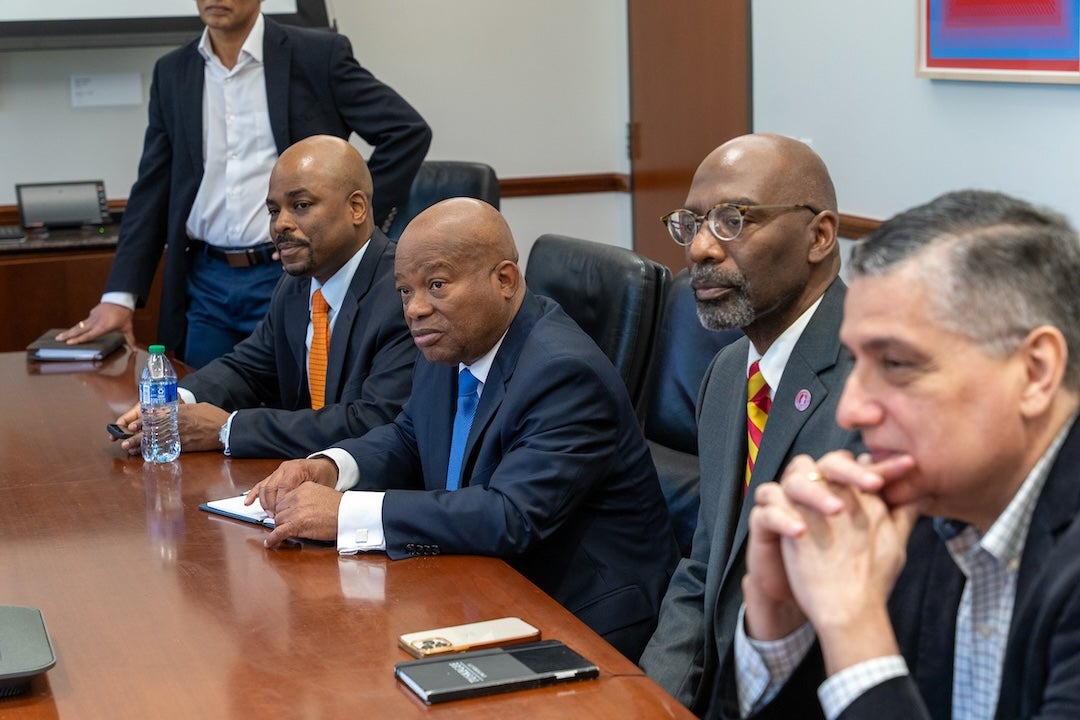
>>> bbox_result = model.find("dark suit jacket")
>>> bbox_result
[180,230,415,458]
[735,414,1080,720]
[105,17,431,354]
[334,291,681,661]
[639,280,863,713]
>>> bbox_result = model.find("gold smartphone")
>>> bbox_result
[398,617,541,658]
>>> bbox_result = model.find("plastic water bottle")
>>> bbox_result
[140,345,181,463]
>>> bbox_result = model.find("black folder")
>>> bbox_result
[394,639,599,704]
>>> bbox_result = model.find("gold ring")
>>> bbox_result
[79,321,86,329]
[806,471,824,483]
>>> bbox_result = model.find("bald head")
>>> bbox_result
[266,135,375,283]
[696,133,837,215]
[395,198,525,365]
[275,135,374,211]
[401,197,519,269]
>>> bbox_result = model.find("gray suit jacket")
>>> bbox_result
[639,279,863,715]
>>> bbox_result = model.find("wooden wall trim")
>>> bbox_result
[0,181,884,239]
[499,173,631,197]
[838,213,881,240]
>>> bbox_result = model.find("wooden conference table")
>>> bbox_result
[0,350,693,719]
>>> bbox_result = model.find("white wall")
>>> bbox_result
[0,1,632,265]
[751,1,1080,229]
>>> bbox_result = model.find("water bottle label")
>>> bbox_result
[141,382,178,405]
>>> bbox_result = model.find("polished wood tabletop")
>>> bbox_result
[0,351,693,719]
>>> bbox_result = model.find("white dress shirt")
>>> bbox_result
[102,14,277,311]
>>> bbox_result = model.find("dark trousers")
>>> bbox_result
[183,251,283,368]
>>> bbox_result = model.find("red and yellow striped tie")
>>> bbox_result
[309,289,330,410]
[745,360,772,489]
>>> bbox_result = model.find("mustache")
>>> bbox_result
[689,264,747,292]
[273,232,305,248]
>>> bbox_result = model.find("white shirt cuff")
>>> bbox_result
[101,291,136,311]
[734,604,816,718]
[818,655,909,720]
[177,387,197,404]
[337,489,386,554]
[219,410,237,456]
[312,447,361,491]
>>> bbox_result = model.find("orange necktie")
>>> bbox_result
[745,360,772,489]
[309,289,330,410]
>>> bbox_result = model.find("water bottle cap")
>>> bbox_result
[149,345,166,354]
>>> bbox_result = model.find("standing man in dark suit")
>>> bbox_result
[59,0,431,367]
[111,136,415,459]
[733,190,1080,720]
[638,134,862,713]
[245,197,680,661]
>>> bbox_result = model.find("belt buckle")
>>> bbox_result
[225,249,252,268]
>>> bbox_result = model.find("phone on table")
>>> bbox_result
[106,423,134,440]
[398,617,541,658]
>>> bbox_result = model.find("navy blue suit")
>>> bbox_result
[726,414,1080,720]
[180,230,415,459]
[105,17,431,356]
[334,292,680,661]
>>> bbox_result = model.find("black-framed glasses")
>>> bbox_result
[660,203,820,246]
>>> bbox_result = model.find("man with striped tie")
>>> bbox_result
[640,133,863,716]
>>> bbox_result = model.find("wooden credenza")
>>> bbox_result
[0,225,163,352]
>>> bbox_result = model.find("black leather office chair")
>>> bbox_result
[384,160,500,240]
[525,234,669,412]
[640,269,742,556]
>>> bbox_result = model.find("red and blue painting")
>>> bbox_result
[920,0,1080,81]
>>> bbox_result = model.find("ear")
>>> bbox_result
[1017,325,1068,418]
[492,259,521,299]
[348,190,370,226]
[807,210,839,265]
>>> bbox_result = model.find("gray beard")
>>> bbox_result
[696,292,754,330]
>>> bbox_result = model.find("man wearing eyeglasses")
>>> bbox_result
[639,133,862,717]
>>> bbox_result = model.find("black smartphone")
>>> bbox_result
[106,423,133,440]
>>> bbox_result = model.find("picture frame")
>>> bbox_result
[917,0,1080,84]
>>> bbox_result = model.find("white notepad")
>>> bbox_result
[199,494,275,527]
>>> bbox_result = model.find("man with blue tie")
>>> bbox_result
[246,197,680,661]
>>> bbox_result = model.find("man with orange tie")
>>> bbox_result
[638,133,863,716]
[111,136,415,459]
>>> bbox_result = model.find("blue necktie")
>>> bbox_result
[446,368,480,490]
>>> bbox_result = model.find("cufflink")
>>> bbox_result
[354,529,369,544]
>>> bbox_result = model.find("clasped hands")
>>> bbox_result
[244,458,344,549]
[743,451,921,675]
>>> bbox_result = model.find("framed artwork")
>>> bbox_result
[918,0,1080,83]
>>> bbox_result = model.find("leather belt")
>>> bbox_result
[191,240,277,268]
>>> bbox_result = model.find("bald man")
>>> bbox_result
[638,133,863,715]
[111,135,416,459]
[246,197,680,661]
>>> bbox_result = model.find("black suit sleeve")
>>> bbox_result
[326,34,431,227]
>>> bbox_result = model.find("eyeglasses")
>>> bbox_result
[660,203,820,246]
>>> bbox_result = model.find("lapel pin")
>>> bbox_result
[794,389,811,412]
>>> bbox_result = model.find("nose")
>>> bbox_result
[402,290,432,322]
[686,223,728,266]
[271,208,295,238]
[835,366,883,431]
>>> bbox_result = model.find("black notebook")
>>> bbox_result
[26,328,125,362]
[394,639,599,704]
